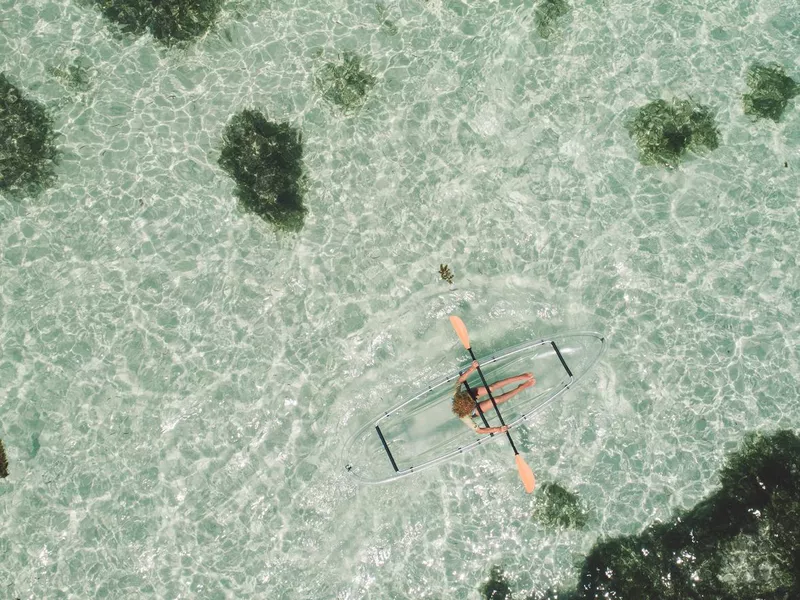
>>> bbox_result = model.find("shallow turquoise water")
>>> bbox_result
[0,0,798,597]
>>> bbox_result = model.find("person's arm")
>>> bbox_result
[460,415,508,435]
[457,360,479,384]
[477,425,508,435]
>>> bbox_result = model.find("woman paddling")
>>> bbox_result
[451,360,535,434]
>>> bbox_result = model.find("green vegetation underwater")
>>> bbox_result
[482,430,800,599]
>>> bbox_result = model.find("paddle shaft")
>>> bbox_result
[465,347,520,455]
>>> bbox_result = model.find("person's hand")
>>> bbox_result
[471,360,479,369]
[499,425,508,433]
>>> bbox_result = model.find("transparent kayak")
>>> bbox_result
[343,332,605,484]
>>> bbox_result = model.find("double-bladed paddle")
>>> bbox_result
[450,315,536,493]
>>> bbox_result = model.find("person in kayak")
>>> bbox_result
[452,360,535,434]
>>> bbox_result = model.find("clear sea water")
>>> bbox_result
[0,0,798,597]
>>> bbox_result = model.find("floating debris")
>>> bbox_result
[439,264,454,284]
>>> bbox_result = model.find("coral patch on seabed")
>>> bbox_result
[531,482,589,529]
[577,430,800,599]
[46,58,93,93]
[218,110,308,231]
[534,0,569,39]
[89,0,223,45]
[742,63,799,122]
[0,73,59,196]
[376,2,399,36]
[626,99,720,168]
[314,52,377,113]
[0,439,8,478]
[481,564,564,600]
[483,430,800,600]
[480,566,512,600]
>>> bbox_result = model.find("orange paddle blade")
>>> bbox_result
[449,315,470,349]
[515,454,536,493]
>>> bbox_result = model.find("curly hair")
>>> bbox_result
[452,386,476,418]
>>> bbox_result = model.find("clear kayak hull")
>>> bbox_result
[343,332,606,484]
